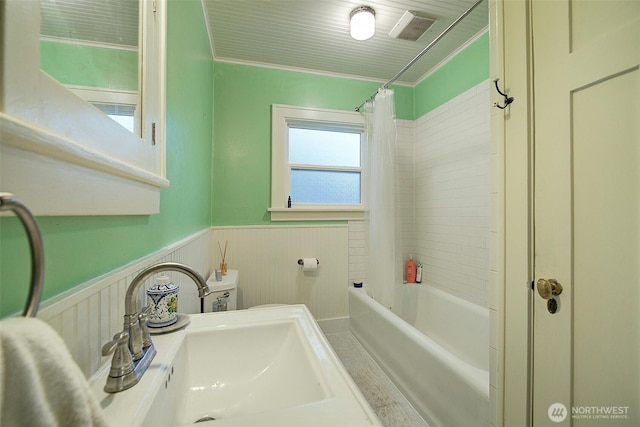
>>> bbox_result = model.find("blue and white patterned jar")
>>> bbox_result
[146,275,179,327]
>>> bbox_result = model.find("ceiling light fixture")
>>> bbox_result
[350,6,375,41]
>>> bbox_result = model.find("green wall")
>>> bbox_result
[211,33,489,226]
[211,63,413,226]
[1,12,488,316]
[414,32,489,118]
[0,0,213,317]
[41,41,138,90]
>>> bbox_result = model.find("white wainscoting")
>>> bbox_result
[211,225,349,322]
[34,225,352,379]
[36,228,213,378]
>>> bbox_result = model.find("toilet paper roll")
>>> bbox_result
[302,258,318,271]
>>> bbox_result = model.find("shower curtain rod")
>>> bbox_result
[355,0,485,112]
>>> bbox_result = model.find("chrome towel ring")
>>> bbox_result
[0,193,44,317]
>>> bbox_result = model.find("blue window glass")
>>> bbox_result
[289,128,360,167]
[291,170,361,204]
[288,127,362,205]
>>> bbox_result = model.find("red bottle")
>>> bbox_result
[406,255,416,283]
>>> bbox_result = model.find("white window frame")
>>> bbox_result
[270,104,366,221]
[68,85,141,135]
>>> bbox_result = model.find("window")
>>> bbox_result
[69,86,140,134]
[104,109,136,134]
[289,127,362,204]
[270,104,366,221]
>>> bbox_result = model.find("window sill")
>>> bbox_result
[268,207,364,222]
[0,113,169,215]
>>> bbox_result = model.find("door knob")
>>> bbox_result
[536,278,563,299]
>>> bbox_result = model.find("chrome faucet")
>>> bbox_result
[102,262,211,393]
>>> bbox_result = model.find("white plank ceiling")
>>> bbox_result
[40,0,488,85]
[203,0,488,84]
[40,0,139,48]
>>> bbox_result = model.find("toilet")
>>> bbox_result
[203,269,288,311]
[203,269,238,312]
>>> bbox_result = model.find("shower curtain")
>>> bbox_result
[362,89,402,309]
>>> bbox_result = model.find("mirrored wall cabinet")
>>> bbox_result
[0,0,167,215]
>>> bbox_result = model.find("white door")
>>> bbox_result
[532,1,639,426]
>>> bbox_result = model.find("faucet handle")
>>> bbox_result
[102,331,129,356]
[138,307,153,349]
[102,331,134,379]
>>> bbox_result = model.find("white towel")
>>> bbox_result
[0,317,109,427]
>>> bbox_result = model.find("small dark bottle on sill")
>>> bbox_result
[287,196,292,208]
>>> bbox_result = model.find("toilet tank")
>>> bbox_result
[203,269,238,312]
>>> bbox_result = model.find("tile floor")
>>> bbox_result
[326,332,429,427]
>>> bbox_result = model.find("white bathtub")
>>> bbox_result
[349,284,489,427]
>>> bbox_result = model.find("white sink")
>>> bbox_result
[170,320,328,423]
[90,305,381,427]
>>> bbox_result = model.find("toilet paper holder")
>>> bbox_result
[297,258,319,266]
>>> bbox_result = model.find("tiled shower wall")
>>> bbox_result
[397,120,417,267]
[412,82,491,308]
[347,119,415,291]
[349,81,491,309]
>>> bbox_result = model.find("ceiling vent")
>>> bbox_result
[388,11,437,41]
